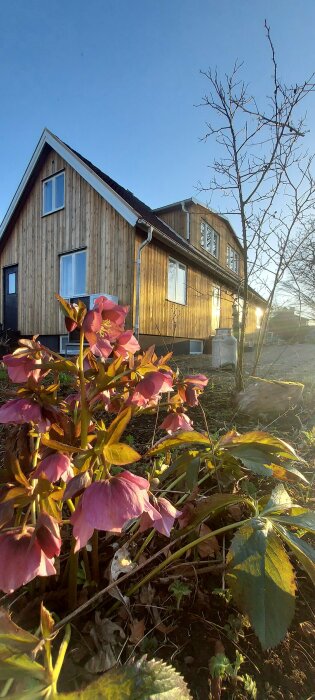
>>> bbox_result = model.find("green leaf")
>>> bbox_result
[0,653,46,681]
[103,443,141,466]
[57,657,192,699]
[105,408,132,446]
[0,609,38,653]
[226,520,296,649]
[274,524,315,585]
[185,456,201,490]
[271,510,315,533]
[219,431,304,462]
[174,493,246,537]
[224,445,308,483]
[260,484,292,515]
[147,431,211,456]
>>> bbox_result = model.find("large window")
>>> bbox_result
[168,258,187,304]
[43,172,65,215]
[200,221,219,257]
[226,245,240,274]
[60,250,87,298]
[212,286,221,330]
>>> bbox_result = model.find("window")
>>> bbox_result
[168,258,187,304]
[8,272,16,294]
[212,286,221,330]
[200,221,219,257]
[226,245,240,274]
[256,306,263,329]
[43,172,65,215]
[60,250,87,297]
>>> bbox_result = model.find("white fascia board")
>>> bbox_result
[0,129,138,240]
[45,131,138,226]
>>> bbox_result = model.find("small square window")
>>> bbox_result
[8,272,16,294]
[43,172,65,215]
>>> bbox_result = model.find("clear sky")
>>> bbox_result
[1,0,315,232]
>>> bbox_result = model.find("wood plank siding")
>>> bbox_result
[136,235,242,340]
[0,148,135,336]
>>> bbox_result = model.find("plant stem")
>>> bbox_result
[91,530,99,583]
[78,328,89,449]
[31,434,41,525]
[51,624,71,697]
[127,519,248,598]
[68,540,78,611]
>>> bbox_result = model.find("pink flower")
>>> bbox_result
[0,398,50,432]
[71,471,159,551]
[0,515,60,593]
[83,297,130,355]
[160,412,193,434]
[178,374,208,406]
[3,354,42,383]
[129,371,173,407]
[33,453,74,483]
[115,330,140,359]
[139,497,182,537]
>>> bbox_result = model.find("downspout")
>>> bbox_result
[134,223,153,340]
[181,201,190,240]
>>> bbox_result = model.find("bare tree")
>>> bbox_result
[198,21,315,389]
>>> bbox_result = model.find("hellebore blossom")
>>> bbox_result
[160,412,193,434]
[0,514,61,593]
[82,296,130,356]
[0,398,50,432]
[139,497,182,537]
[32,453,74,483]
[128,371,173,407]
[114,330,140,359]
[71,471,160,551]
[3,340,51,384]
[178,374,208,407]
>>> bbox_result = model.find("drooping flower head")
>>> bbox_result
[82,296,130,356]
[128,371,173,407]
[3,339,51,384]
[139,497,182,537]
[0,514,61,593]
[71,471,161,551]
[0,398,50,432]
[159,411,193,434]
[178,374,208,406]
[32,453,74,483]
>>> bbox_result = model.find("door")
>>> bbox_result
[3,265,18,330]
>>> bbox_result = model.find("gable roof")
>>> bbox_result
[154,197,243,251]
[0,129,266,303]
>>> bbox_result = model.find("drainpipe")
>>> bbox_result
[181,201,190,240]
[134,223,153,340]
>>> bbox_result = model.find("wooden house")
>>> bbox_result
[0,129,265,354]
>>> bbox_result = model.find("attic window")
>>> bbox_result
[200,221,219,257]
[226,245,240,274]
[42,172,65,215]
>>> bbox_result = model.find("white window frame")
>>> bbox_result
[60,249,87,298]
[226,245,240,274]
[200,220,219,258]
[212,286,221,330]
[42,171,65,216]
[167,258,187,305]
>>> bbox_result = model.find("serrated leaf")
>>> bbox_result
[103,443,141,466]
[261,484,292,515]
[226,520,296,649]
[147,431,211,456]
[274,524,315,585]
[271,510,315,533]
[219,431,303,462]
[224,445,308,483]
[57,657,192,698]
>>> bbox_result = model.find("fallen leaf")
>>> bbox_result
[110,544,137,581]
[129,618,145,644]
[197,523,220,559]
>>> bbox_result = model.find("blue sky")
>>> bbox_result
[1,0,315,230]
